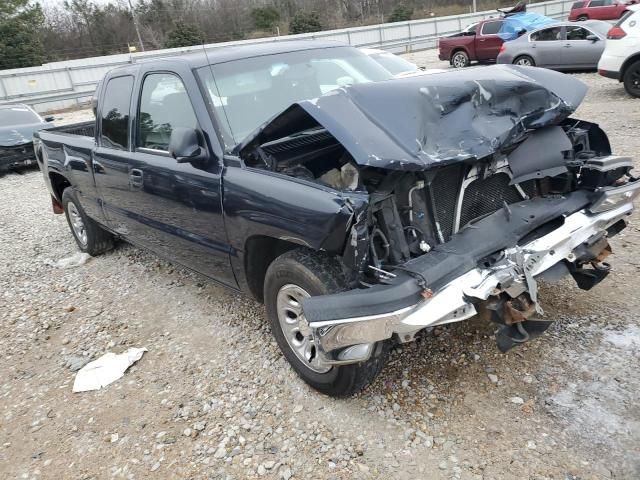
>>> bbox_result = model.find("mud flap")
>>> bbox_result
[495,320,554,353]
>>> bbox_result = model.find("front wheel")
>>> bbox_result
[576,15,588,21]
[451,50,470,68]
[514,55,535,67]
[264,250,388,397]
[62,188,114,256]
[623,60,640,98]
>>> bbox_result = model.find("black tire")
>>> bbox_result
[264,249,388,397]
[623,60,640,98]
[61,187,114,256]
[576,15,588,21]
[513,55,536,67]
[451,50,470,68]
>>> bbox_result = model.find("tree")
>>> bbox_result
[289,11,322,34]
[251,6,280,31]
[388,4,413,22]
[0,0,46,69]
[164,21,205,48]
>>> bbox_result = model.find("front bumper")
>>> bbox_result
[308,183,639,366]
[0,143,36,171]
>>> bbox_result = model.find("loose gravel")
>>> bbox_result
[1,52,639,480]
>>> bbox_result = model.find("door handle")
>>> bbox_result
[129,168,144,188]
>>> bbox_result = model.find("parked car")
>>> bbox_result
[598,5,640,96]
[35,41,639,397]
[438,11,556,67]
[568,0,636,22]
[497,20,610,69]
[0,104,54,173]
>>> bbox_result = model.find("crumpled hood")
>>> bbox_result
[238,65,587,171]
[0,122,47,147]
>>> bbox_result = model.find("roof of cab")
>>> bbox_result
[131,40,348,70]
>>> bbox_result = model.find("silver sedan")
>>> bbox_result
[497,20,611,70]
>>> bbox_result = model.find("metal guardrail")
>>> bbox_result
[0,0,574,112]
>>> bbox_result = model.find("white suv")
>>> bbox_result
[598,5,640,97]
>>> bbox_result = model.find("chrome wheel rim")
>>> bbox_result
[276,284,330,374]
[452,54,467,68]
[515,57,533,66]
[67,202,88,246]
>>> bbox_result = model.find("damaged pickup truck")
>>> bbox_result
[35,41,640,396]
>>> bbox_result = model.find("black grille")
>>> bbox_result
[459,172,523,228]
[430,165,463,241]
[262,130,333,154]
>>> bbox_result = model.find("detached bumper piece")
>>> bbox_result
[304,181,640,366]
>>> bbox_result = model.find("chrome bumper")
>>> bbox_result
[311,194,637,366]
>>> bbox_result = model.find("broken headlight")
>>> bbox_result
[588,182,640,213]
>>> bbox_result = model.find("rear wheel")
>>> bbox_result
[62,188,114,256]
[264,250,388,397]
[623,60,640,98]
[451,50,470,68]
[514,55,535,67]
[576,15,588,21]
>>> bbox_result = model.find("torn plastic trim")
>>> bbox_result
[310,194,636,365]
[236,65,587,171]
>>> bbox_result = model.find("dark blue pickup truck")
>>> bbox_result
[35,41,640,396]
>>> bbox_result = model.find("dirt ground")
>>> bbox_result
[1,51,639,480]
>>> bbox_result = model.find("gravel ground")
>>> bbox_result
[1,53,639,480]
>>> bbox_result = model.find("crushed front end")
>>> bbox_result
[238,65,639,369]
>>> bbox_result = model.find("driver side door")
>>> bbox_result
[127,70,236,287]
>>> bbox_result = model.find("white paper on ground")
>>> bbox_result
[45,252,92,269]
[72,347,147,393]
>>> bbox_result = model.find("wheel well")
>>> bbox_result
[244,236,302,302]
[49,172,71,201]
[452,48,468,57]
[621,54,640,82]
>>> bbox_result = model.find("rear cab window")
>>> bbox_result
[100,76,134,150]
[481,21,504,35]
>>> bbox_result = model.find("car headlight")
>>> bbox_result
[589,181,640,213]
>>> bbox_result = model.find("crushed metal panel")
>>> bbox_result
[238,65,588,171]
[507,126,572,185]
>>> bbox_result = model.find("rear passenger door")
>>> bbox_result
[528,26,564,68]
[476,21,504,62]
[93,74,137,236]
[127,69,236,287]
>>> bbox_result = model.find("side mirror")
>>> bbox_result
[586,34,599,42]
[168,127,207,164]
[44,116,55,122]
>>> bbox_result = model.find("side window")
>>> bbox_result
[530,27,563,41]
[137,73,198,151]
[572,1,586,8]
[481,21,503,35]
[566,26,591,40]
[100,76,133,150]
[589,0,605,6]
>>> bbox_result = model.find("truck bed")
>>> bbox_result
[43,121,95,138]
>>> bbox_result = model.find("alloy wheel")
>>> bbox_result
[67,201,88,247]
[276,284,330,374]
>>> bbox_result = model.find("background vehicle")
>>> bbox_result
[438,12,555,67]
[569,0,634,21]
[0,104,54,174]
[35,42,639,397]
[497,20,610,69]
[598,5,640,96]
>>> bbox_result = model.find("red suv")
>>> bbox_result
[569,0,636,21]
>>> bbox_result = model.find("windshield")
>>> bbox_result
[197,46,392,148]
[0,106,41,127]
[369,52,418,76]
